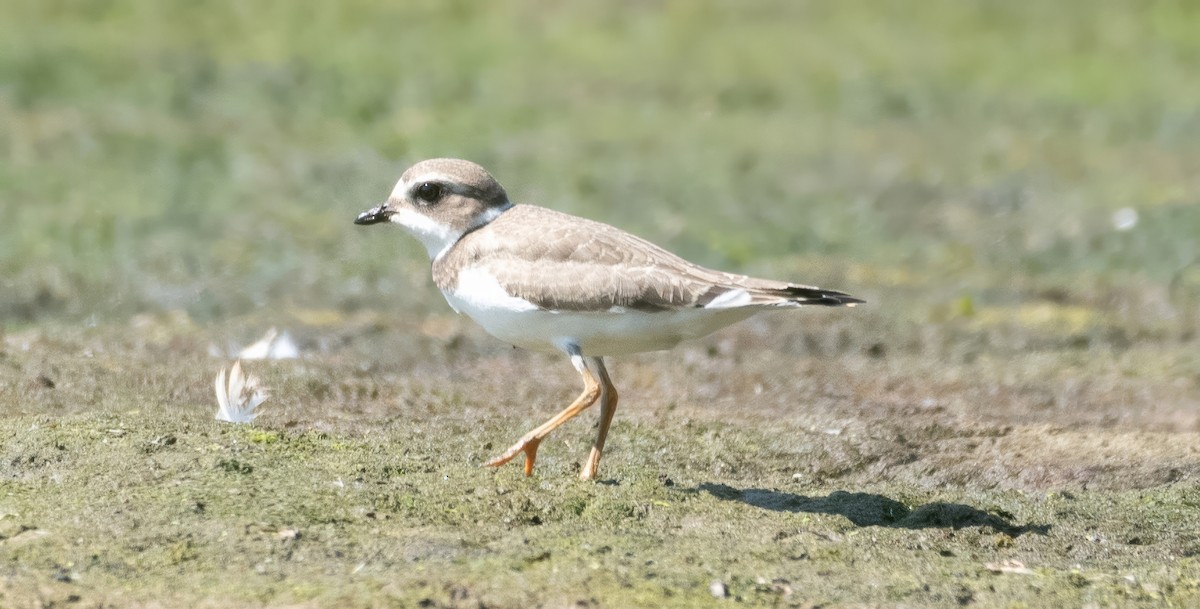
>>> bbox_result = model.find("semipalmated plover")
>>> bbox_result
[356,158,862,480]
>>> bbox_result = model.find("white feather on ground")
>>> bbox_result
[214,360,270,423]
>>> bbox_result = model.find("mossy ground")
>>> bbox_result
[3,1,1200,607]
[3,311,1198,607]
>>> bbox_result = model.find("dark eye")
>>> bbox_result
[414,182,443,203]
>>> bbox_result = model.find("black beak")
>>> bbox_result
[354,204,392,225]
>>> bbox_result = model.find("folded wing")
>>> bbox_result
[439,205,863,312]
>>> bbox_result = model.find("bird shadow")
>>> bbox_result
[696,483,1050,537]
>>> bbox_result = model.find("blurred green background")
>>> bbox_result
[1,0,1198,327]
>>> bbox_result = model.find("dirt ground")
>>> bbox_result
[2,304,1197,607]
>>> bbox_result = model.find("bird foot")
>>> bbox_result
[580,448,601,481]
[484,436,541,476]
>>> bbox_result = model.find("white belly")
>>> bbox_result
[441,288,757,356]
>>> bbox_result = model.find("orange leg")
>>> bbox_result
[581,358,617,481]
[485,354,602,476]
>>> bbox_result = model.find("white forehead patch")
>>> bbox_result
[389,178,408,200]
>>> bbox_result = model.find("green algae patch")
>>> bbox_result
[969,302,1108,336]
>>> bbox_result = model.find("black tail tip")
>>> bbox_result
[834,294,866,307]
[787,286,865,307]
[819,294,865,307]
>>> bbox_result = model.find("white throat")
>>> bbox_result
[389,208,460,260]
[390,203,512,261]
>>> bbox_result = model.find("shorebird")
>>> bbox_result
[355,159,862,480]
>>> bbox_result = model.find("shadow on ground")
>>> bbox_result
[698,483,1051,537]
